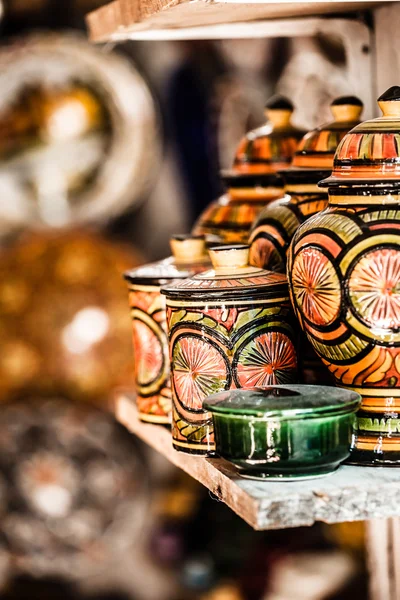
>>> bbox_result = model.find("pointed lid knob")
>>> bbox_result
[264,95,294,129]
[320,87,400,194]
[124,235,208,285]
[161,244,288,300]
[377,86,400,118]
[289,95,364,172]
[229,94,305,181]
[330,96,364,122]
[170,234,208,265]
[209,244,250,273]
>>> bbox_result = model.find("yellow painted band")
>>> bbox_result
[165,296,289,308]
[340,234,400,274]
[139,413,171,424]
[330,195,400,205]
[172,439,215,451]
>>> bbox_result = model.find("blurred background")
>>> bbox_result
[0,1,370,598]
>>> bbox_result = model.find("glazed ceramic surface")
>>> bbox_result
[288,87,400,465]
[161,245,299,455]
[249,96,363,273]
[124,236,209,424]
[204,385,360,480]
[193,96,305,244]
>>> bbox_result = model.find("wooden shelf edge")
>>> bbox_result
[116,393,400,532]
[86,0,393,42]
[116,394,261,529]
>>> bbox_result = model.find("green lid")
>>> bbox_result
[203,385,360,419]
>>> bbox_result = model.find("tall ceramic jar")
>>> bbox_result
[124,235,209,424]
[249,96,363,273]
[193,96,305,244]
[161,245,299,454]
[287,86,400,466]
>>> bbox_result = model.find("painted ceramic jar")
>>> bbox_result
[249,96,364,273]
[161,245,299,455]
[193,96,305,244]
[287,86,400,465]
[124,235,209,424]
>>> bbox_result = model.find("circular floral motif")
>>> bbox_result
[349,247,400,330]
[132,318,164,387]
[235,331,297,387]
[172,336,229,412]
[291,247,341,326]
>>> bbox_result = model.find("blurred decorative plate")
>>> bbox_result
[0,32,160,235]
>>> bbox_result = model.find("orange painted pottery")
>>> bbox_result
[249,96,364,273]
[161,244,299,455]
[287,86,400,465]
[193,96,305,244]
[124,235,209,424]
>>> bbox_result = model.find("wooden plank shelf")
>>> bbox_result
[117,393,400,531]
[86,0,394,42]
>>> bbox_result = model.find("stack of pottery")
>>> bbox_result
[193,96,305,244]
[124,235,209,424]
[161,244,299,454]
[249,96,364,272]
[287,86,400,466]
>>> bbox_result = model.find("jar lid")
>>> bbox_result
[203,385,361,419]
[124,234,208,286]
[161,244,288,300]
[320,87,400,190]
[225,95,305,181]
[285,96,363,179]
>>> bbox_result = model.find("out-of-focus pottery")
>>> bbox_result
[249,96,364,273]
[124,235,209,424]
[193,96,305,244]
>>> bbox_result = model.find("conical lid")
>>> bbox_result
[321,87,400,191]
[283,96,363,184]
[161,244,288,300]
[221,95,305,188]
[203,385,361,419]
[124,235,209,286]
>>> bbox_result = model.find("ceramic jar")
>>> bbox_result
[193,96,305,244]
[161,244,299,454]
[249,96,363,273]
[204,385,361,480]
[287,86,400,465]
[124,235,209,424]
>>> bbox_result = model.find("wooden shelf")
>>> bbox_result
[117,393,400,531]
[86,0,393,42]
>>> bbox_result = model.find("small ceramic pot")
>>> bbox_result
[204,385,361,480]
[193,96,305,244]
[124,235,209,424]
[249,96,363,273]
[161,244,299,455]
[288,86,400,465]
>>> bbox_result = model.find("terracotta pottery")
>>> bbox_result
[193,96,305,244]
[161,244,299,455]
[124,235,209,424]
[249,96,364,273]
[287,86,400,466]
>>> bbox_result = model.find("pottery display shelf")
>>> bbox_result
[116,392,400,531]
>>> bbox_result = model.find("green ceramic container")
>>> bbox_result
[203,385,361,480]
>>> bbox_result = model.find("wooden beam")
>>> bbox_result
[86,0,392,43]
